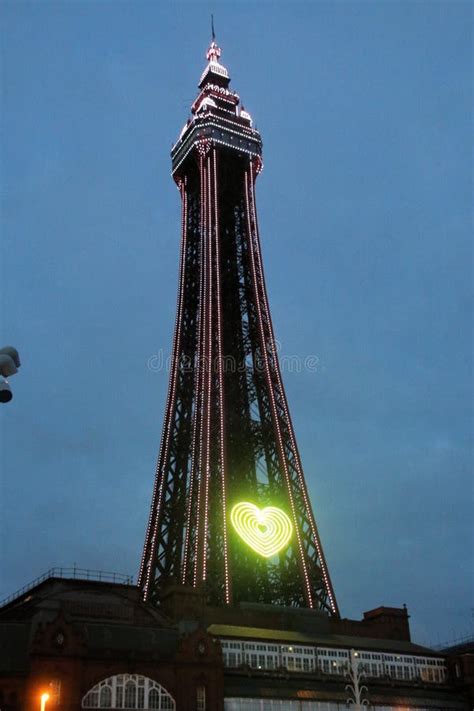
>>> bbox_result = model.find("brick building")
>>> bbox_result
[0,571,470,711]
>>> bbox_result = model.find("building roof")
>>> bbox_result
[0,577,180,673]
[208,623,441,656]
[0,577,172,627]
[440,636,474,655]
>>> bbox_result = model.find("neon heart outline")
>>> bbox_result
[230,502,293,558]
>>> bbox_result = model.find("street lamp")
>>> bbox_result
[40,692,50,711]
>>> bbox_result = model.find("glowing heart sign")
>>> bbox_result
[230,502,293,558]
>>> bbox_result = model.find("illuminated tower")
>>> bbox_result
[138,38,339,617]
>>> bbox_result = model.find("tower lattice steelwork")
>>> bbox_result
[138,39,339,617]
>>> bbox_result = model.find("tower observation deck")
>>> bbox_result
[138,39,339,617]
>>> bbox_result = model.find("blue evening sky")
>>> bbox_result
[1,1,472,645]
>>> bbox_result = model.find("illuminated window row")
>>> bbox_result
[225,701,452,711]
[219,640,447,683]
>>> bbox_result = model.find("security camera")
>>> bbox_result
[0,347,20,375]
[0,347,20,404]
[0,378,12,403]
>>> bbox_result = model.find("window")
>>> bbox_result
[125,681,137,708]
[99,687,112,708]
[85,691,99,708]
[82,675,175,710]
[149,690,159,710]
[196,686,206,711]
[225,651,242,667]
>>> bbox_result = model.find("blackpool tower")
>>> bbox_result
[138,38,339,617]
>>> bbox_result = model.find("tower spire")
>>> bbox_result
[200,32,229,90]
[206,15,223,67]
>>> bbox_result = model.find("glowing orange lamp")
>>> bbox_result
[40,692,50,711]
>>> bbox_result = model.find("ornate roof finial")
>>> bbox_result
[199,20,229,89]
[207,40,221,64]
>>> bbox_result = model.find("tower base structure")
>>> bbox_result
[158,581,411,642]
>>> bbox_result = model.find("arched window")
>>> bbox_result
[82,675,175,710]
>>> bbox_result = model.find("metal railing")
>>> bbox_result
[0,565,134,608]
[433,633,474,652]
